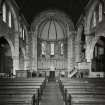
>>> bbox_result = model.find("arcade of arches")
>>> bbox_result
[0,0,105,79]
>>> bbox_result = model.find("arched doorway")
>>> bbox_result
[0,37,13,76]
[92,36,105,72]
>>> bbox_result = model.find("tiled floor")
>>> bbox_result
[40,81,64,105]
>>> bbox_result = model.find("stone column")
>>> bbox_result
[24,32,31,70]
[85,35,92,62]
[67,32,75,77]
[32,31,37,71]
[13,32,19,75]
[75,27,83,62]
[85,35,93,76]
[24,45,30,70]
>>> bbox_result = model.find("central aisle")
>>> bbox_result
[40,81,64,105]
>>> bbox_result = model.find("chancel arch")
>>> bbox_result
[31,10,74,79]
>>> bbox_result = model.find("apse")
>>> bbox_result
[36,11,69,75]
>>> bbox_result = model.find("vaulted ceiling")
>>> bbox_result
[15,0,89,25]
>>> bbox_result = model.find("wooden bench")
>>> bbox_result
[68,93,105,105]
[0,94,34,105]
[0,77,46,105]
[0,88,39,105]
[59,78,105,105]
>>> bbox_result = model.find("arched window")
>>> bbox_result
[19,23,22,38]
[50,43,54,55]
[61,42,64,55]
[22,29,25,40]
[99,3,102,22]
[8,11,12,28]
[2,3,6,22]
[93,12,96,27]
[42,42,46,55]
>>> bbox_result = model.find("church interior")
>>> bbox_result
[0,0,105,105]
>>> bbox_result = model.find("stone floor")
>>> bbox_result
[40,81,65,105]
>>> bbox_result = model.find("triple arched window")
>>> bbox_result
[41,41,64,56]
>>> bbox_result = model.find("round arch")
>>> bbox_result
[30,10,74,72]
[2,36,15,59]
[0,36,14,75]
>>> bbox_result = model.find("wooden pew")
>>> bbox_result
[59,78,105,105]
[0,88,39,105]
[0,77,46,105]
[68,93,105,105]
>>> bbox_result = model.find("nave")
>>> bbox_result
[0,76,105,105]
[40,81,64,105]
[0,0,105,105]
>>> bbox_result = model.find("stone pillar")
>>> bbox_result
[67,33,75,77]
[32,31,37,71]
[85,35,93,76]
[75,40,81,62]
[85,35,92,62]
[24,32,31,70]
[24,46,30,70]
[75,27,83,62]
[13,32,19,75]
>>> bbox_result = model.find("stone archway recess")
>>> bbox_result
[0,36,15,74]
